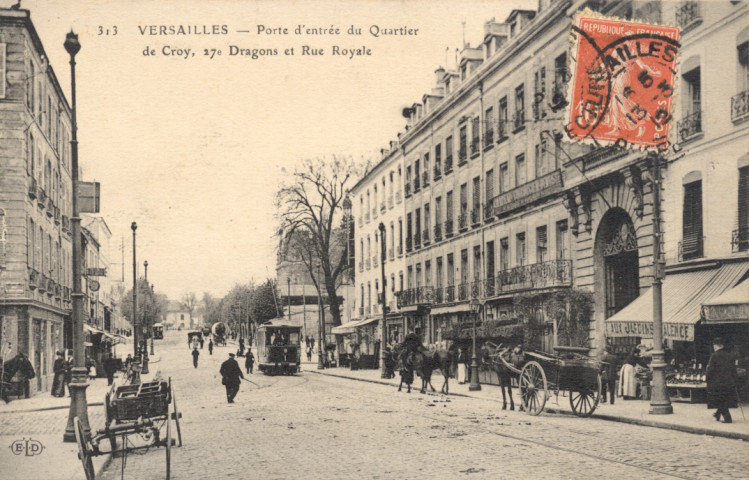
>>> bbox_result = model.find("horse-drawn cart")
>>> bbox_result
[499,348,602,417]
[75,377,182,480]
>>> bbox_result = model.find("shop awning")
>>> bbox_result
[606,261,749,341]
[331,321,360,335]
[355,317,379,328]
[430,303,472,316]
[702,278,749,324]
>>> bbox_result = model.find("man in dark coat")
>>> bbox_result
[600,346,618,404]
[706,337,738,423]
[192,348,200,368]
[103,354,118,386]
[220,353,244,403]
[15,352,35,399]
[51,351,66,397]
[244,348,254,374]
[208,339,213,355]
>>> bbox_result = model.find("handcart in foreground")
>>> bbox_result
[74,377,182,480]
[499,347,602,417]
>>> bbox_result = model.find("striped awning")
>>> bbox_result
[702,278,749,324]
[331,317,379,335]
[430,303,473,316]
[606,260,748,341]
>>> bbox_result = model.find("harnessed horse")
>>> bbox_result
[480,342,523,410]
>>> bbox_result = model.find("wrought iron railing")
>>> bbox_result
[484,203,494,221]
[484,277,497,297]
[422,228,430,244]
[433,165,442,180]
[434,287,444,304]
[470,280,482,299]
[731,90,749,123]
[470,137,480,156]
[395,286,435,308]
[445,285,456,303]
[28,177,37,199]
[458,212,468,231]
[484,128,494,147]
[445,219,454,237]
[677,110,702,142]
[470,208,481,226]
[458,148,467,165]
[676,1,701,30]
[732,228,749,253]
[444,155,453,174]
[497,120,509,142]
[434,223,442,242]
[458,282,469,301]
[513,111,526,131]
[496,259,572,293]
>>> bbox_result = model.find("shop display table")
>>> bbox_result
[667,383,707,403]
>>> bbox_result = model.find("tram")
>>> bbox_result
[255,320,301,375]
[152,323,164,340]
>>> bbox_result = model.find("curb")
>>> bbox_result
[0,401,104,415]
[308,370,749,442]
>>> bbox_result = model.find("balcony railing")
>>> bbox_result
[373,255,378,268]
[445,219,454,237]
[512,111,526,132]
[497,120,509,142]
[458,212,468,231]
[388,248,394,261]
[484,277,497,297]
[433,165,441,180]
[445,285,456,303]
[414,231,421,249]
[359,261,364,272]
[434,287,444,304]
[405,183,411,197]
[731,90,749,123]
[28,178,37,199]
[380,201,386,213]
[457,282,469,301]
[489,170,563,219]
[54,205,61,224]
[458,148,467,165]
[422,228,430,245]
[470,208,481,226]
[732,228,749,253]
[395,286,435,308]
[396,190,402,203]
[484,128,494,147]
[422,171,429,187]
[496,259,572,293]
[414,176,421,192]
[470,280,483,299]
[366,258,371,270]
[677,110,702,142]
[470,137,480,156]
[444,156,453,174]
[406,236,412,252]
[676,1,701,31]
[434,223,442,242]
[397,244,403,256]
[678,236,704,262]
[483,203,494,221]
[29,268,40,289]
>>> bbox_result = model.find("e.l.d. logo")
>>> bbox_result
[9,438,45,456]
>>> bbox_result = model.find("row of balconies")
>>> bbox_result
[395,259,573,308]
[28,268,70,302]
[28,179,72,235]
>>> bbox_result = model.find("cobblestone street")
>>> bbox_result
[98,336,749,480]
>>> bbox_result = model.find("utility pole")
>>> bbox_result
[131,223,138,361]
[379,223,388,378]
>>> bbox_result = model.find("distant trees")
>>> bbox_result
[197,279,282,339]
[121,278,165,334]
[181,292,198,328]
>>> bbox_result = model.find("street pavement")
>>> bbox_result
[91,332,749,480]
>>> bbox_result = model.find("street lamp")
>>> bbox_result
[131,222,138,361]
[378,223,388,378]
[287,277,292,325]
[469,299,482,391]
[145,260,154,356]
[316,263,324,369]
[63,30,90,443]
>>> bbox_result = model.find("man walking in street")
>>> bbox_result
[220,352,244,403]
[103,353,118,386]
[245,348,254,374]
[192,347,200,369]
[600,346,618,404]
[208,338,213,355]
[706,337,738,423]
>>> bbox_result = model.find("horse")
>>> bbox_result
[411,348,453,395]
[480,342,522,411]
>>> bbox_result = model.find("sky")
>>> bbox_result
[24,0,531,300]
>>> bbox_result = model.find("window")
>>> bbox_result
[390,222,395,254]
[398,218,403,252]
[535,138,550,177]
[498,97,508,138]
[425,260,432,286]
[738,166,749,251]
[460,249,469,284]
[514,84,525,130]
[414,159,420,191]
[435,196,442,228]
[682,179,703,260]
[459,125,467,162]
[680,67,702,140]
[424,203,430,238]
[554,53,567,104]
[536,225,548,263]
[446,191,454,221]
[472,176,480,219]
[399,272,404,291]
[516,232,526,266]
[436,257,443,288]
[515,153,526,187]
[36,226,42,271]
[485,107,494,146]
[435,143,442,177]
[415,264,422,287]
[368,282,372,306]
[423,153,430,185]
[471,117,480,154]
[500,237,509,271]
[447,254,455,285]
[740,41,749,92]
[415,208,421,245]
[406,213,412,249]
[360,284,365,309]
[486,169,495,205]
[486,241,495,280]
[533,67,546,119]
[27,218,34,267]
[445,136,453,172]
[499,162,509,193]
[460,183,468,214]
[556,220,569,259]
[366,190,371,219]
[473,245,481,281]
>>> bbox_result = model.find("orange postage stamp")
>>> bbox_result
[566,10,680,150]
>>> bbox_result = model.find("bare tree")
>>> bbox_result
[275,157,360,329]
[181,292,198,329]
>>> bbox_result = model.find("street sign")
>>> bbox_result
[78,182,100,213]
[86,267,107,277]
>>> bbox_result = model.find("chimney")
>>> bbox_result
[434,66,446,85]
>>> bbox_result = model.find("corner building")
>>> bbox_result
[372,0,749,362]
[0,8,74,394]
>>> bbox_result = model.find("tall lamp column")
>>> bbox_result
[63,31,90,442]
[317,263,324,369]
[469,300,482,391]
[131,223,138,360]
[378,223,388,378]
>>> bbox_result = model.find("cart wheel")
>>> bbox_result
[74,417,95,480]
[519,361,547,416]
[570,373,602,417]
[166,401,172,480]
[170,378,183,447]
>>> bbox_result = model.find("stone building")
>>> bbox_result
[0,7,74,394]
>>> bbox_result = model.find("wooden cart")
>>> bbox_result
[500,349,602,417]
[75,377,182,480]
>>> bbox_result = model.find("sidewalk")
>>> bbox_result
[0,355,162,480]
[306,362,749,441]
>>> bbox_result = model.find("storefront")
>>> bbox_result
[605,259,748,402]
[330,317,379,368]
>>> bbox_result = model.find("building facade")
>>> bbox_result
[0,8,74,394]
[353,0,749,364]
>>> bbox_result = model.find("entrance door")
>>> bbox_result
[600,213,640,318]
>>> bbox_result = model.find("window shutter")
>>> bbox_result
[739,167,749,236]
[682,181,703,258]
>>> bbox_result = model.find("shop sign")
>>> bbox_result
[606,321,694,341]
[86,267,107,277]
[702,303,749,323]
[2,283,25,297]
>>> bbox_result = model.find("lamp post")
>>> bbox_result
[63,30,90,443]
[316,263,324,369]
[145,261,154,356]
[378,223,389,378]
[287,277,292,325]
[131,222,138,361]
[649,153,672,414]
[469,299,482,391]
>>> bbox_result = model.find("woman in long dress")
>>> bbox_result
[618,348,641,399]
[51,351,66,397]
[457,348,468,384]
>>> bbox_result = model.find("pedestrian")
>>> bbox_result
[618,347,642,400]
[124,353,133,369]
[245,348,254,374]
[87,359,97,381]
[706,337,738,424]
[599,346,618,404]
[64,351,73,397]
[457,347,468,384]
[208,339,214,355]
[238,338,245,357]
[199,336,204,349]
[103,354,118,386]
[51,351,66,397]
[192,348,200,368]
[220,352,244,403]
[306,345,312,362]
